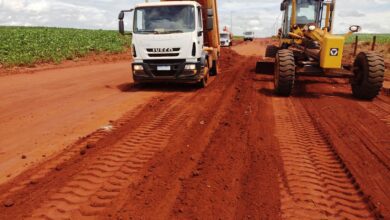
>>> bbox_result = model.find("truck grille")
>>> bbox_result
[149,53,180,57]
[147,48,181,58]
[144,59,185,77]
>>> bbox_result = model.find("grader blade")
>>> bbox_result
[256,59,274,74]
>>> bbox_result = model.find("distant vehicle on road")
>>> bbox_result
[243,31,255,41]
[220,32,232,47]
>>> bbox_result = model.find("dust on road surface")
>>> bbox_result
[0,40,389,219]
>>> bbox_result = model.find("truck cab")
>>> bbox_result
[243,31,254,41]
[220,32,232,47]
[118,1,220,86]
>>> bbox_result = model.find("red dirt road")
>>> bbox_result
[0,40,389,219]
[0,61,160,184]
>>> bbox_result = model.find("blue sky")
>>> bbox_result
[0,0,389,36]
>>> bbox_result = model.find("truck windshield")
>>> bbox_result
[244,32,253,35]
[220,33,229,39]
[134,5,195,34]
[296,0,320,24]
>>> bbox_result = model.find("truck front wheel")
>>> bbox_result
[198,60,210,88]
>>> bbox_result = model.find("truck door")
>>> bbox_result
[197,6,204,50]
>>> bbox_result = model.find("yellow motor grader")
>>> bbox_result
[257,0,385,100]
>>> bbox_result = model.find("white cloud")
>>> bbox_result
[25,0,50,13]
[2,0,25,11]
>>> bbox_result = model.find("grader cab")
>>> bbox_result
[257,0,385,100]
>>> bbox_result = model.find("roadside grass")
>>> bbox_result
[233,35,244,40]
[0,26,131,67]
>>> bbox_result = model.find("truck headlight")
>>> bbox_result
[185,64,196,70]
[133,65,143,71]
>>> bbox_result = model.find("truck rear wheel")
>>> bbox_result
[274,49,295,96]
[351,52,384,100]
[210,60,219,76]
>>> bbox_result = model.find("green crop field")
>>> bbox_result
[233,35,244,40]
[345,34,390,44]
[0,26,131,67]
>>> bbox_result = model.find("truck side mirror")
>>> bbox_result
[118,11,124,20]
[118,9,134,35]
[207,9,214,17]
[280,2,286,11]
[330,2,335,11]
[119,20,125,35]
[207,8,214,31]
[207,17,214,31]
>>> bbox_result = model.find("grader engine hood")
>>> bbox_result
[320,35,345,69]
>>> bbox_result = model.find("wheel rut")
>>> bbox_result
[273,97,376,219]
[25,101,189,220]
[358,98,390,127]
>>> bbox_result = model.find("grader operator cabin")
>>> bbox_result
[118,0,220,88]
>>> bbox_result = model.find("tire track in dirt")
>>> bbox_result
[0,94,189,219]
[0,48,244,220]
[26,101,189,219]
[108,53,282,220]
[273,97,375,219]
[0,107,143,201]
[358,98,390,127]
[295,78,390,218]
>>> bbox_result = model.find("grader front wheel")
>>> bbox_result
[351,52,385,100]
[274,49,296,96]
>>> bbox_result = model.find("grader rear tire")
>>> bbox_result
[274,49,295,96]
[351,52,385,100]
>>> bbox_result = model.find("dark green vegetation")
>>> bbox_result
[345,34,390,44]
[0,26,131,67]
[233,35,244,40]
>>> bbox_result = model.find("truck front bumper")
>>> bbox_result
[220,41,231,47]
[131,60,204,83]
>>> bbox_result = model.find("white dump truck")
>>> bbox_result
[243,31,255,41]
[118,0,220,87]
[220,32,232,47]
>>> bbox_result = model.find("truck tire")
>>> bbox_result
[351,52,385,100]
[274,49,295,96]
[198,60,210,88]
[210,60,219,76]
[265,45,279,58]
